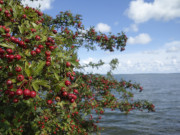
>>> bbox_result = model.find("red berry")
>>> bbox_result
[45,51,51,56]
[38,45,44,49]
[47,37,52,42]
[30,91,36,98]
[18,41,25,46]
[6,48,13,54]
[46,61,51,66]
[47,100,52,105]
[65,80,71,86]
[62,91,68,97]
[6,33,11,37]
[22,14,26,19]
[73,89,78,94]
[49,46,55,51]
[4,10,9,14]
[66,62,71,67]
[35,35,40,41]
[23,89,30,97]
[70,98,75,103]
[17,75,24,82]
[45,42,51,46]
[9,91,15,97]
[25,39,30,43]
[53,30,57,34]
[31,50,36,56]
[46,56,51,62]
[10,36,15,42]
[0,48,5,54]
[66,72,71,77]
[6,80,12,85]
[35,48,41,54]
[15,54,21,60]
[61,87,66,92]
[31,28,36,33]
[5,28,10,33]
[13,98,19,103]
[15,66,22,72]
[14,38,19,43]
[0,1,4,4]
[8,55,14,60]
[70,76,74,81]
[16,89,23,96]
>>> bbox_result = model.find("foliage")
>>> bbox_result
[0,0,155,134]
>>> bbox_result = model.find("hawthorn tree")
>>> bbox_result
[0,0,155,134]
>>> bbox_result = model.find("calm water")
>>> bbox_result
[99,73,180,135]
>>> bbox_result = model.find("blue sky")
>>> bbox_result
[22,0,180,74]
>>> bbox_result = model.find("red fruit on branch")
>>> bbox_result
[6,49,13,54]
[66,62,71,67]
[31,50,36,56]
[15,66,22,72]
[30,91,36,98]
[35,48,41,54]
[8,55,14,60]
[55,96,61,102]
[15,54,21,60]
[5,28,10,33]
[35,35,41,41]
[9,91,15,97]
[65,80,71,86]
[38,44,44,49]
[46,56,51,62]
[22,14,26,19]
[62,91,68,97]
[73,89,78,94]
[6,33,11,37]
[6,80,12,85]
[70,98,75,103]
[61,87,66,92]
[4,10,9,14]
[45,51,51,56]
[46,61,51,66]
[31,28,36,33]
[47,100,52,105]
[66,72,71,77]
[16,89,23,96]
[23,89,30,97]
[13,98,19,103]
[17,75,24,82]
[0,0,4,4]
[70,76,74,81]
[53,30,57,34]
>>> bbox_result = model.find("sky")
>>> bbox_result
[22,0,180,74]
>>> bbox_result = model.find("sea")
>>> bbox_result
[98,73,180,135]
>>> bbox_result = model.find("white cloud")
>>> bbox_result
[124,23,139,32]
[127,33,152,45]
[165,41,180,53]
[79,40,180,74]
[126,0,180,23]
[22,0,54,11]
[81,57,94,64]
[95,23,111,33]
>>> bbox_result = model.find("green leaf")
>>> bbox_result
[0,43,14,49]
[32,82,39,91]
[53,69,59,81]
[25,61,31,77]
[32,79,50,89]
[18,25,23,34]
[33,61,45,77]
